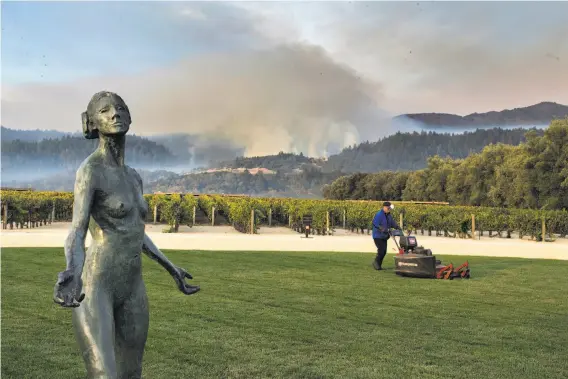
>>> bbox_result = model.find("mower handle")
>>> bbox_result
[390,229,403,237]
[388,229,404,253]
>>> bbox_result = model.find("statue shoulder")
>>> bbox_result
[75,153,103,185]
[126,166,143,186]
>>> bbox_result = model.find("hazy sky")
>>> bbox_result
[2,1,567,156]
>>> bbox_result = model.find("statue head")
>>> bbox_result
[82,91,131,139]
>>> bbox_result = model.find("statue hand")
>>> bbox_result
[172,266,200,295]
[53,269,85,307]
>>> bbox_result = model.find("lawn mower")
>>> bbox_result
[390,230,470,279]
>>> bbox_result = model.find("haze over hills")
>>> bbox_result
[205,127,546,174]
[0,126,244,170]
[393,102,568,129]
[0,133,179,184]
[148,133,245,169]
[1,100,565,195]
[0,126,74,142]
[0,127,548,195]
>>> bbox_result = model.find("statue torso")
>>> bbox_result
[82,155,149,291]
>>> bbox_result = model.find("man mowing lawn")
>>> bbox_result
[371,201,401,270]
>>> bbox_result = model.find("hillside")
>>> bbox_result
[147,167,343,197]
[321,127,544,173]
[1,127,246,172]
[394,101,568,129]
[148,133,245,168]
[216,152,323,171]
[1,126,73,141]
[1,134,180,182]
[211,128,544,175]
[2,127,548,194]
[324,119,568,211]
[145,127,547,194]
[5,169,181,192]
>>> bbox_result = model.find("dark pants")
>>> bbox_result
[373,238,388,268]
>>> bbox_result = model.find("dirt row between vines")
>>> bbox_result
[2,222,567,260]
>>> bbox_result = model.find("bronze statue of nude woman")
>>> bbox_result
[53,91,200,379]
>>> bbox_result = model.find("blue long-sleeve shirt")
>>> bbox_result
[372,210,399,239]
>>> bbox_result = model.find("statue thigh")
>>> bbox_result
[72,279,149,379]
[114,279,149,379]
[72,285,117,379]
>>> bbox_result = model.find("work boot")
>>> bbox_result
[372,257,382,270]
[377,252,387,269]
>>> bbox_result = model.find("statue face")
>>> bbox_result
[91,95,131,137]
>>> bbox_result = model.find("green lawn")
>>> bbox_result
[2,248,568,379]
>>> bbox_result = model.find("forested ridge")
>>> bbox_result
[148,166,343,197]
[324,119,568,210]
[146,128,550,196]
[1,134,178,173]
[394,101,568,128]
[2,125,560,201]
[217,152,321,171]
[0,126,71,142]
[322,127,544,173]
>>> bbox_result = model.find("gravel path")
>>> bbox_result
[2,223,567,260]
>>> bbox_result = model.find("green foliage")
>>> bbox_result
[2,190,567,239]
[217,152,316,171]
[323,127,545,173]
[0,190,73,228]
[224,197,266,234]
[326,120,568,212]
[281,199,344,234]
[149,194,198,231]
[149,169,342,197]
[197,195,218,222]
[140,128,550,196]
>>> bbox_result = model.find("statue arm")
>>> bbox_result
[64,164,95,276]
[141,234,199,295]
[141,234,179,276]
[54,164,95,307]
[134,167,199,295]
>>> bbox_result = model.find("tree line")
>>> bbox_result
[1,134,177,173]
[204,128,547,175]
[322,127,545,173]
[323,119,568,210]
[148,166,343,197]
[3,126,559,199]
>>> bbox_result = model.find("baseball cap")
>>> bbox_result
[383,201,393,209]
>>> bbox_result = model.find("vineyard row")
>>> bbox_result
[1,191,567,240]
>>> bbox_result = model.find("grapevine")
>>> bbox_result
[1,190,566,239]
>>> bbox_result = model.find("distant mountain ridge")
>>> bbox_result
[1,134,180,184]
[1,126,75,141]
[394,101,568,128]
[3,100,563,195]
[320,127,544,173]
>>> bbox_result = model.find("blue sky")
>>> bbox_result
[5,1,565,88]
[1,1,267,85]
[2,1,567,156]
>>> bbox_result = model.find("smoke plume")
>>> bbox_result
[2,43,387,157]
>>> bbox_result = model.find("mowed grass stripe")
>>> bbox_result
[2,248,567,379]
